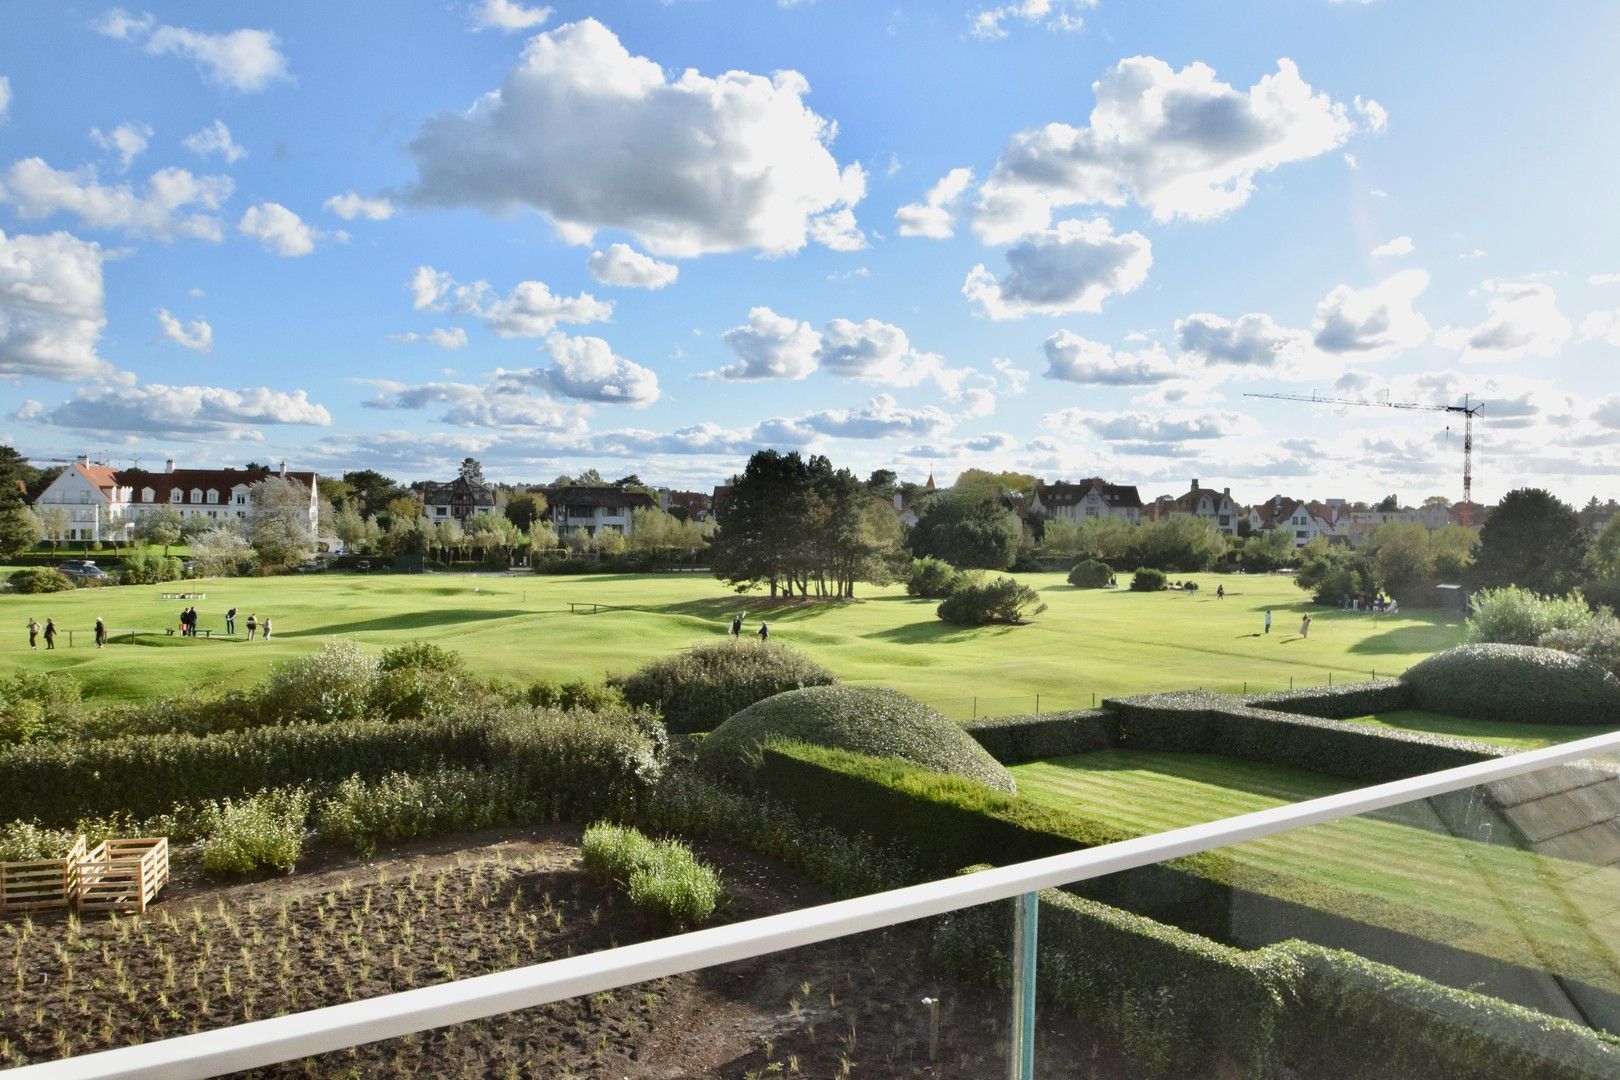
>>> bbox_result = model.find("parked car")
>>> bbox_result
[291,559,327,574]
[58,559,111,582]
[355,559,372,572]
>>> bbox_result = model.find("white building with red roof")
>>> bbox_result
[32,457,319,541]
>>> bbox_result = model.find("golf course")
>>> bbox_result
[1,568,1462,714]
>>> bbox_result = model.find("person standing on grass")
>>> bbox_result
[262,615,273,641]
[1216,584,1225,600]
[1264,609,1272,635]
[757,621,769,641]
[1301,613,1311,639]
[730,614,742,637]
[43,618,56,650]
[245,612,257,641]
[225,606,237,635]
[27,617,39,649]
[95,617,107,649]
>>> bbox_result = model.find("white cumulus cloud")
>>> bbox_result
[586,243,678,289]
[538,332,660,406]
[707,306,821,380]
[29,382,329,439]
[970,0,1093,39]
[182,120,247,163]
[963,216,1151,319]
[405,18,864,257]
[1042,330,1180,384]
[802,393,953,439]
[93,9,290,93]
[155,308,212,353]
[1436,279,1572,362]
[974,56,1370,241]
[0,158,232,241]
[0,228,113,381]
[324,190,395,221]
[1312,269,1430,359]
[238,202,323,257]
[894,167,973,239]
[1176,312,1311,372]
[89,121,152,172]
[389,328,468,350]
[1371,235,1414,257]
[468,0,553,32]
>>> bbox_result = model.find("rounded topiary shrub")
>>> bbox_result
[609,640,836,734]
[8,568,75,594]
[1067,559,1112,589]
[698,685,1016,794]
[937,575,1047,626]
[907,556,961,599]
[1403,643,1620,725]
[1129,567,1168,592]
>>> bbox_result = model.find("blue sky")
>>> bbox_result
[3,0,1620,504]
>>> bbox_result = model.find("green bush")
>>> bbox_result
[260,639,380,724]
[1130,567,1168,591]
[905,556,961,599]
[1067,558,1113,589]
[0,671,85,746]
[609,640,836,734]
[962,709,1117,764]
[120,549,182,585]
[8,567,75,593]
[1404,643,1620,725]
[86,690,263,740]
[316,767,505,855]
[525,678,626,712]
[1540,611,1620,679]
[1466,586,1593,646]
[936,574,1047,625]
[580,821,720,929]
[0,704,664,825]
[0,820,80,862]
[700,685,1016,794]
[197,788,310,876]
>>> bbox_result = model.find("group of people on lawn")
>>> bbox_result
[728,613,769,640]
[24,607,274,650]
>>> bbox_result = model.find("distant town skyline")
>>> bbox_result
[3,1,1620,501]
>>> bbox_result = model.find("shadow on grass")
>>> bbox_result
[642,595,861,622]
[1345,615,1464,657]
[279,608,531,637]
[864,619,1023,644]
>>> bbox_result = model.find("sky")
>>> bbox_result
[3,0,1620,506]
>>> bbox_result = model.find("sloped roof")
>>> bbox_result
[119,467,316,503]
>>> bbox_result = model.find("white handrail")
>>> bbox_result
[9,728,1620,1079]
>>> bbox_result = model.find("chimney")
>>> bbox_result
[165,458,175,474]
[278,461,287,477]
[1224,487,1231,498]
[1191,478,1199,489]
[78,454,90,466]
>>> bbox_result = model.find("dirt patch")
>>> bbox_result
[2,827,1131,1077]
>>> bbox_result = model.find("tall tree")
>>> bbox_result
[245,477,317,571]
[908,493,1022,570]
[504,491,548,531]
[711,450,812,596]
[133,505,184,557]
[0,448,41,558]
[1470,488,1588,595]
[342,470,408,517]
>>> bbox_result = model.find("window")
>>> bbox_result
[235,493,247,505]
[207,489,219,504]
[1296,530,1310,540]
[190,488,203,504]
[170,489,183,503]
[142,487,154,502]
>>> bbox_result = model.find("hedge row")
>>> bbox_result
[1105,691,1503,784]
[959,708,1117,764]
[1405,644,1620,725]
[934,879,1620,1079]
[1242,678,1414,719]
[0,705,664,825]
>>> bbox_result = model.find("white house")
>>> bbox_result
[541,485,656,538]
[33,458,319,540]
[1250,495,1341,547]
[1151,479,1241,536]
[1029,478,1144,523]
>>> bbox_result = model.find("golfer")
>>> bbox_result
[1264,610,1272,635]
[94,617,107,649]
[27,617,39,649]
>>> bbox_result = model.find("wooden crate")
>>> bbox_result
[0,835,87,912]
[78,838,169,915]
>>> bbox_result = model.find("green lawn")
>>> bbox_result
[1014,750,1620,992]
[1345,710,1613,750]
[0,570,1462,712]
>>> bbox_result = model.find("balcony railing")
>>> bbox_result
[7,729,1620,1079]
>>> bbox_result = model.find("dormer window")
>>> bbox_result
[170,489,183,504]
[190,488,203,504]
[207,489,219,504]
[141,487,154,503]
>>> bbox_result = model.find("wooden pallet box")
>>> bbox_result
[78,838,169,915]
[0,835,87,912]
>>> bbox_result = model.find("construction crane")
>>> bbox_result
[1243,391,1485,527]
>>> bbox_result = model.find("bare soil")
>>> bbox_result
[2,826,1132,1078]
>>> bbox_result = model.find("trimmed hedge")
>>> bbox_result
[1404,644,1620,725]
[8,567,75,593]
[961,708,1118,764]
[905,556,960,599]
[0,705,664,825]
[1106,691,1502,784]
[1243,678,1414,720]
[700,686,1016,794]
[608,640,836,734]
[933,877,1620,1079]
[1130,567,1168,591]
[1066,558,1113,589]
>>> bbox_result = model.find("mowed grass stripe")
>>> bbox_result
[1012,750,1620,988]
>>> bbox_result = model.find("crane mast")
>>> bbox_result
[1243,391,1484,526]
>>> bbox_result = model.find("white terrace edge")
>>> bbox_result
[9,728,1620,1080]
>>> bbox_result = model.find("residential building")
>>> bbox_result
[32,457,319,541]
[1249,495,1342,547]
[421,459,498,525]
[658,489,714,522]
[1029,478,1144,523]
[1152,479,1242,536]
[541,485,656,538]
